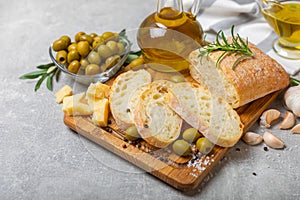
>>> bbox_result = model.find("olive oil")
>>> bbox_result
[261,2,300,49]
[137,7,203,72]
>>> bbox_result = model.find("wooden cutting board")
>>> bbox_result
[63,65,280,191]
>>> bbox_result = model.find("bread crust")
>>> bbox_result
[189,41,290,108]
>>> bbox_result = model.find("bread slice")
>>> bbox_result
[166,82,243,147]
[134,80,182,148]
[109,69,151,130]
[189,40,290,108]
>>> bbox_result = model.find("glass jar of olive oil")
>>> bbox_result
[137,0,204,72]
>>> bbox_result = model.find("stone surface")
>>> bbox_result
[0,0,299,199]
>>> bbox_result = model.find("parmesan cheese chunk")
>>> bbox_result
[86,82,110,111]
[55,85,72,104]
[62,92,92,116]
[92,98,109,127]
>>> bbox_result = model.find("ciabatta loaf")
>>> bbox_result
[166,82,243,147]
[134,80,182,148]
[189,41,290,108]
[109,69,151,130]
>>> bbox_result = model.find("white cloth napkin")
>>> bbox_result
[183,0,300,75]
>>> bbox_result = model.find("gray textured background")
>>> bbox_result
[1,0,299,199]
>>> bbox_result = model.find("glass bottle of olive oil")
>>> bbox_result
[137,0,204,72]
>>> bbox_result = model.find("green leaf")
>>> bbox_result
[119,29,126,37]
[55,68,61,82]
[36,62,55,69]
[47,66,57,74]
[46,75,53,91]
[19,69,47,79]
[34,74,47,92]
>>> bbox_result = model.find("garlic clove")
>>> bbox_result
[284,85,300,117]
[280,111,295,130]
[242,132,263,145]
[263,131,285,149]
[291,124,300,134]
[260,109,281,128]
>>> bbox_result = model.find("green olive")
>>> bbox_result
[99,64,108,72]
[67,60,81,74]
[128,58,144,69]
[75,31,86,42]
[79,34,94,45]
[196,137,214,155]
[85,64,101,75]
[117,42,125,55]
[80,58,89,70]
[106,41,118,55]
[93,36,105,43]
[125,126,140,141]
[52,39,68,51]
[97,44,113,59]
[92,40,103,49]
[172,140,191,156]
[67,43,77,52]
[67,50,80,63]
[182,128,201,143]
[55,50,67,64]
[170,75,185,83]
[87,51,102,65]
[77,41,90,57]
[105,55,121,69]
[101,32,115,41]
[59,35,71,46]
[89,33,98,38]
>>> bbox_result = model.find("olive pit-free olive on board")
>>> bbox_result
[172,140,191,156]
[182,128,201,143]
[125,126,140,141]
[196,137,214,155]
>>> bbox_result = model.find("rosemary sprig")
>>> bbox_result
[198,25,254,69]
[290,77,300,86]
[19,62,60,92]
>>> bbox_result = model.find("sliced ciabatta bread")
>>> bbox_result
[109,69,151,130]
[189,40,290,108]
[166,82,243,147]
[127,85,149,122]
[134,80,182,148]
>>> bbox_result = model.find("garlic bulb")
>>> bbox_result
[284,85,300,117]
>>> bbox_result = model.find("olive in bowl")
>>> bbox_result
[49,31,131,85]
